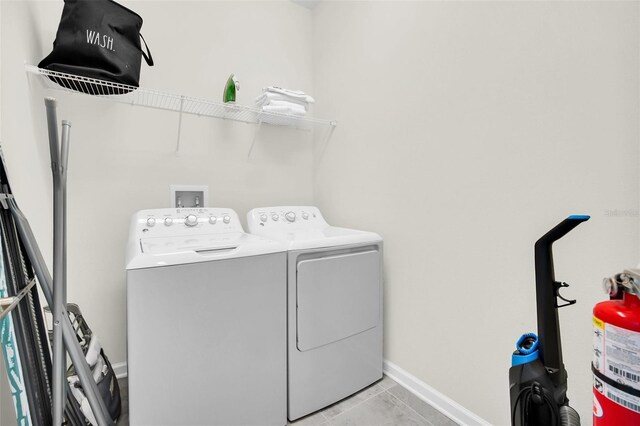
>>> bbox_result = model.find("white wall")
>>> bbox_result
[313,1,639,424]
[0,0,313,379]
[1,1,639,425]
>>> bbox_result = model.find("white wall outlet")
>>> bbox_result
[170,185,209,208]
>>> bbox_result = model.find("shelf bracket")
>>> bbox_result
[325,121,337,145]
[247,120,263,159]
[314,121,337,168]
[176,95,185,154]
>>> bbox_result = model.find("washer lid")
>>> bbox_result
[140,232,245,254]
[127,232,285,270]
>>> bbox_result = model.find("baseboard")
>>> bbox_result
[111,361,127,379]
[383,360,491,426]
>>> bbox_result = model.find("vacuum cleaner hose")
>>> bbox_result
[559,405,580,426]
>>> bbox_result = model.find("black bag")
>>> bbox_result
[39,0,153,95]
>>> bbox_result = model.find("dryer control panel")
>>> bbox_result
[132,208,243,237]
[247,206,329,232]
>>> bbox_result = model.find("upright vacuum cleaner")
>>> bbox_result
[509,215,589,426]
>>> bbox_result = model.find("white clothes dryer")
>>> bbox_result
[126,208,287,426]
[247,206,383,421]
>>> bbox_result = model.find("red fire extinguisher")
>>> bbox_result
[593,271,640,425]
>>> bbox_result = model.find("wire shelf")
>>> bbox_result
[25,65,337,130]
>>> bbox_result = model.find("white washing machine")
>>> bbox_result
[247,206,383,421]
[125,208,287,426]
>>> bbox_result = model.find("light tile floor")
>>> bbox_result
[117,375,458,426]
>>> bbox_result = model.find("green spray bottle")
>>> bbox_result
[223,74,240,103]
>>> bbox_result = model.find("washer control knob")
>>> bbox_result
[271,214,279,221]
[223,215,231,224]
[185,214,198,227]
[302,212,309,220]
[260,213,268,223]
[146,217,156,227]
[164,217,173,227]
[285,211,296,222]
[209,216,217,225]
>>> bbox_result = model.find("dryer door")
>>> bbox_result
[296,249,380,352]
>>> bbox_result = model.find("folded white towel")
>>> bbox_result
[267,100,308,111]
[261,86,315,104]
[264,86,306,96]
[262,104,306,116]
[255,93,311,110]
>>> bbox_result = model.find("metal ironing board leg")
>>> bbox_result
[44,97,113,426]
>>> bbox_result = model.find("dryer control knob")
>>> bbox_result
[271,214,279,221]
[164,217,173,226]
[146,217,156,227]
[285,211,296,222]
[302,212,309,220]
[260,214,268,223]
[209,216,217,225]
[185,214,198,227]
[223,215,231,224]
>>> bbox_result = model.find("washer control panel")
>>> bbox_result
[133,208,243,237]
[247,206,328,232]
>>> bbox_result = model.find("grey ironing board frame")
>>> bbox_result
[5,98,113,426]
